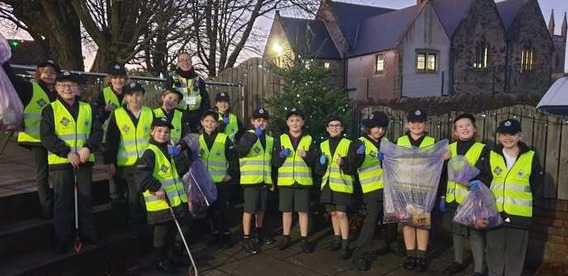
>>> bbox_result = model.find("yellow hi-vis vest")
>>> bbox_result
[239,130,273,185]
[445,141,485,204]
[357,137,384,194]
[171,74,202,111]
[101,87,122,143]
[320,138,353,193]
[199,133,228,182]
[114,106,153,166]
[396,135,435,148]
[218,113,238,141]
[277,134,313,187]
[18,83,50,143]
[47,100,95,165]
[142,144,187,211]
[153,108,183,143]
[490,151,534,217]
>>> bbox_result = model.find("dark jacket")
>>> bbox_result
[93,86,125,123]
[346,135,383,202]
[200,130,239,181]
[272,132,318,188]
[135,139,190,224]
[40,96,103,170]
[483,142,543,229]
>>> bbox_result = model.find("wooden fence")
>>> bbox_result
[355,104,568,200]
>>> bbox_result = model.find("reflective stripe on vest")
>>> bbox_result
[396,135,435,148]
[101,87,122,143]
[199,133,228,182]
[171,74,202,111]
[142,144,187,211]
[218,113,238,140]
[320,138,353,193]
[153,108,183,142]
[445,141,485,204]
[490,151,534,217]
[239,130,273,185]
[18,83,50,143]
[115,106,153,166]
[47,100,95,165]
[357,137,384,193]
[277,134,313,186]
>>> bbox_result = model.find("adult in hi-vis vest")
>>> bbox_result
[484,119,543,276]
[273,108,318,253]
[199,110,239,249]
[348,111,390,271]
[153,89,190,144]
[95,62,127,201]
[316,116,355,260]
[439,114,491,276]
[396,108,437,272]
[214,92,245,142]
[164,52,210,133]
[135,117,191,274]
[3,60,60,219]
[236,107,274,256]
[40,72,103,254]
[104,82,155,237]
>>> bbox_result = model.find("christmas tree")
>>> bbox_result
[266,57,352,142]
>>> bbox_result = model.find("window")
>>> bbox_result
[375,54,385,74]
[416,51,437,73]
[324,62,330,69]
[473,43,488,69]
[521,48,535,72]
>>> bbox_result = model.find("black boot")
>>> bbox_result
[278,236,291,250]
[242,237,258,256]
[403,256,416,270]
[339,244,351,260]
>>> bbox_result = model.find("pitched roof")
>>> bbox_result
[326,1,395,49]
[496,0,527,30]
[348,5,420,57]
[279,16,341,59]
[431,0,475,37]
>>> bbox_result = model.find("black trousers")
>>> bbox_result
[353,199,382,259]
[51,166,96,242]
[208,183,231,234]
[31,145,52,214]
[119,166,146,225]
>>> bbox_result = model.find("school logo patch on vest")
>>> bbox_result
[493,166,503,176]
[122,125,130,133]
[253,146,261,154]
[215,151,221,156]
[160,164,169,173]
[59,117,71,127]
[200,149,205,156]
[37,98,48,108]
[517,170,526,178]
[370,150,378,158]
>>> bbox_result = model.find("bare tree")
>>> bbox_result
[0,0,84,70]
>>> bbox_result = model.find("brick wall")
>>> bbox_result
[530,199,568,273]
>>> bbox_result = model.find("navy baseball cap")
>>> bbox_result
[215,92,230,102]
[152,117,174,129]
[252,107,269,120]
[107,62,127,76]
[362,111,389,128]
[124,82,145,94]
[407,108,427,122]
[496,119,521,134]
[285,108,304,119]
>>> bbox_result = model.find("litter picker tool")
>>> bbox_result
[189,170,210,207]
[165,193,198,276]
[73,169,82,253]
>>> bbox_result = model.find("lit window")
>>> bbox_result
[521,48,535,72]
[416,51,437,73]
[473,44,488,69]
[324,62,330,69]
[376,54,385,74]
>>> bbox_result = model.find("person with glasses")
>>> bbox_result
[164,52,210,133]
[316,117,355,260]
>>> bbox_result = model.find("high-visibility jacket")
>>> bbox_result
[153,108,183,142]
[277,134,313,187]
[320,138,353,193]
[218,113,238,141]
[357,136,384,194]
[101,87,122,143]
[490,151,534,217]
[199,133,228,182]
[114,106,153,166]
[47,100,95,165]
[240,130,273,185]
[170,74,201,111]
[18,83,50,143]
[396,135,435,148]
[142,144,187,212]
[445,141,485,204]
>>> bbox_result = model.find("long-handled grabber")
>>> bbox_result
[188,170,210,207]
[165,194,198,276]
[73,169,82,253]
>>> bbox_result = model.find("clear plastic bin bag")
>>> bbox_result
[381,139,448,229]
[448,155,480,185]
[453,183,503,229]
[0,34,23,131]
[182,133,217,215]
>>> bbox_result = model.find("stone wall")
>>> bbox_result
[530,199,568,272]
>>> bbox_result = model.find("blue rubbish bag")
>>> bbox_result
[453,183,503,229]
[0,34,23,131]
[447,155,480,186]
[182,133,217,216]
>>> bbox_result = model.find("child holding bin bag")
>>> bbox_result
[439,114,491,276]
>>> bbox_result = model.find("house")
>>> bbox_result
[264,0,564,100]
